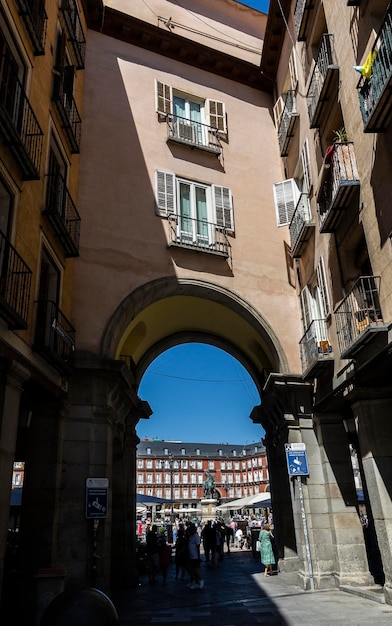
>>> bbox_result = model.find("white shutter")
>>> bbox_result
[273,96,284,128]
[316,256,331,318]
[213,185,233,232]
[155,170,176,216]
[273,179,300,226]
[289,49,298,91]
[299,286,312,332]
[155,80,172,115]
[301,138,312,193]
[207,100,226,133]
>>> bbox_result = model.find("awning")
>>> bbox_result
[136,493,173,505]
[217,492,271,511]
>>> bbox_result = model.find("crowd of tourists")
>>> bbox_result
[139,512,276,588]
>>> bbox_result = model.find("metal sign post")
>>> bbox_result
[285,444,314,591]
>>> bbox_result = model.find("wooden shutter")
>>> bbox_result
[155,80,172,115]
[288,49,298,91]
[299,286,312,332]
[316,256,331,318]
[155,170,176,216]
[273,179,300,226]
[273,96,284,128]
[213,186,233,232]
[207,100,226,133]
[301,138,312,193]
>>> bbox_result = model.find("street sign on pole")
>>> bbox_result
[86,478,109,519]
[285,443,309,477]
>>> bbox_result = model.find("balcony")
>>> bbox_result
[60,0,86,69]
[43,174,81,257]
[318,142,360,233]
[278,90,299,156]
[0,232,32,329]
[34,300,76,374]
[299,319,333,379]
[357,7,392,132]
[15,0,48,55]
[334,276,387,359]
[289,193,314,258]
[307,34,339,128]
[0,74,43,180]
[53,83,81,154]
[166,115,221,155]
[294,0,315,41]
[167,215,231,260]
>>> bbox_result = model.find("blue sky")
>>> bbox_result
[239,0,270,12]
[137,344,264,445]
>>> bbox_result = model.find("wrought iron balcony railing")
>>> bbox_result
[15,0,48,55]
[0,73,43,180]
[294,0,314,41]
[334,276,386,359]
[60,0,86,69]
[278,90,299,156]
[43,174,81,257]
[166,114,222,155]
[299,319,333,378]
[357,6,392,131]
[53,81,82,153]
[0,231,32,329]
[34,300,76,373]
[289,192,314,257]
[307,34,339,128]
[318,142,360,232]
[167,214,231,260]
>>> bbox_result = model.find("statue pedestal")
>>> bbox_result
[200,499,217,523]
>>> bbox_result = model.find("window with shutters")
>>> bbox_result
[155,170,233,256]
[155,80,226,153]
[300,258,330,332]
[273,178,300,227]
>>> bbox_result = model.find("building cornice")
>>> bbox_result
[83,3,272,92]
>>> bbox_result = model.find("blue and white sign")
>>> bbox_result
[285,444,309,477]
[86,478,109,519]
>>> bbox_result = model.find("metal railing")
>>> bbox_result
[0,231,32,328]
[318,142,360,229]
[278,90,299,155]
[15,0,48,55]
[167,214,230,259]
[53,81,82,153]
[60,0,86,69]
[166,114,221,154]
[289,192,312,255]
[299,319,332,374]
[307,34,337,125]
[334,276,384,356]
[43,174,81,257]
[34,300,76,370]
[358,6,392,129]
[0,72,43,179]
[294,0,310,39]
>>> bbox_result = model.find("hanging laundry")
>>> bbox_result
[353,49,377,79]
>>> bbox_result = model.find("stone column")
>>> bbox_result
[351,396,392,604]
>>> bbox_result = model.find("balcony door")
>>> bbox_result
[177,179,211,247]
[35,248,60,347]
[173,95,203,144]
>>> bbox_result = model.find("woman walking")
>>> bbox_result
[258,523,275,577]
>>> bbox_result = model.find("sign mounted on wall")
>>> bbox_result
[86,478,109,519]
[285,443,309,477]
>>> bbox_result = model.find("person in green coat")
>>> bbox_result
[258,523,275,576]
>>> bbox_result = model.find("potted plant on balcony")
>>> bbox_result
[324,127,358,181]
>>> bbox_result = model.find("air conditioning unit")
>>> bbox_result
[178,121,195,142]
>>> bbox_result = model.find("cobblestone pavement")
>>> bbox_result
[112,546,392,625]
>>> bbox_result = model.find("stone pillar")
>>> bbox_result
[200,499,217,523]
[0,361,30,598]
[351,397,392,604]
[309,414,371,588]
